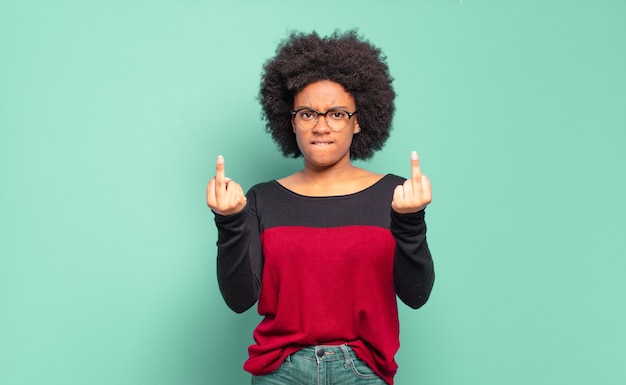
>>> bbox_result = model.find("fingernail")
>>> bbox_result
[217,155,224,162]
[411,151,418,160]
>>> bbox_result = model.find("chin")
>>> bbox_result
[306,155,346,169]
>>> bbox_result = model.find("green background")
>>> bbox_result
[1,1,624,384]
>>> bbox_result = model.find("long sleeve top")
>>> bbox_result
[213,174,434,385]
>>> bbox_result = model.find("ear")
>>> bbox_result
[292,117,296,133]
[353,119,361,134]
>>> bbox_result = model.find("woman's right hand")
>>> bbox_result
[206,155,247,216]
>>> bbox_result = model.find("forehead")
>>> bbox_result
[293,80,355,109]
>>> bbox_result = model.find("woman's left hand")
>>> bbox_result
[391,151,432,213]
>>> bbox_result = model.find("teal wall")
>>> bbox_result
[1,1,625,384]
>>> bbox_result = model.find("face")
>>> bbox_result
[292,80,360,169]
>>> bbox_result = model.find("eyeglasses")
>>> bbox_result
[290,108,357,131]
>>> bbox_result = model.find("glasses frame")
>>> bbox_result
[290,108,358,131]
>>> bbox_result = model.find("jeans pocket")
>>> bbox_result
[350,355,379,379]
[251,355,292,385]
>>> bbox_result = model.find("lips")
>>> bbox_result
[311,140,334,146]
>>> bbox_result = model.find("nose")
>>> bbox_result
[312,115,331,133]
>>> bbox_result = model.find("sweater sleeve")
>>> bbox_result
[391,209,435,309]
[213,189,263,313]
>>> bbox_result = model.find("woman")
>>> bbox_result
[207,30,434,385]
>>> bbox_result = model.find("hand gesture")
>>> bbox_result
[206,155,247,216]
[391,151,432,214]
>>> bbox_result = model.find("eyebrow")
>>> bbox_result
[293,106,351,111]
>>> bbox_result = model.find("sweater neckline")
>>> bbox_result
[271,174,393,199]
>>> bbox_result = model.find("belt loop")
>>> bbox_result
[340,344,351,368]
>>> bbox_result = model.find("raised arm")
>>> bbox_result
[208,156,261,313]
[391,151,435,309]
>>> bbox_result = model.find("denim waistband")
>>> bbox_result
[290,344,352,364]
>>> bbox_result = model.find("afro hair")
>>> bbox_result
[259,30,395,160]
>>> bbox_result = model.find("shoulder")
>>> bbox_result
[379,173,406,187]
[355,174,405,202]
[247,180,280,196]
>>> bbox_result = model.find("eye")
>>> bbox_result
[329,110,347,120]
[297,110,316,120]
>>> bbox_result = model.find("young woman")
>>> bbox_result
[207,30,435,385]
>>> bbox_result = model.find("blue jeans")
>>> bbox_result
[251,345,387,385]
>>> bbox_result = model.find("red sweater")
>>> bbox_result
[214,174,434,385]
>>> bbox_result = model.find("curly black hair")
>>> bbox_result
[259,30,395,160]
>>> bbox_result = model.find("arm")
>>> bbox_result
[391,151,435,309]
[207,156,262,313]
[214,199,262,313]
[391,209,435,309]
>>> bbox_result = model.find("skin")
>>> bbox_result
[206,80,432,215]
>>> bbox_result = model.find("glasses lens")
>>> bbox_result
[295,110,317,130]
[325,110,349,131]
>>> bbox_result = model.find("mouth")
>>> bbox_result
[311,140,334,146]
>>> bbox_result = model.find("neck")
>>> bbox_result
[300,158,357,183]
[278,157,379,197]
